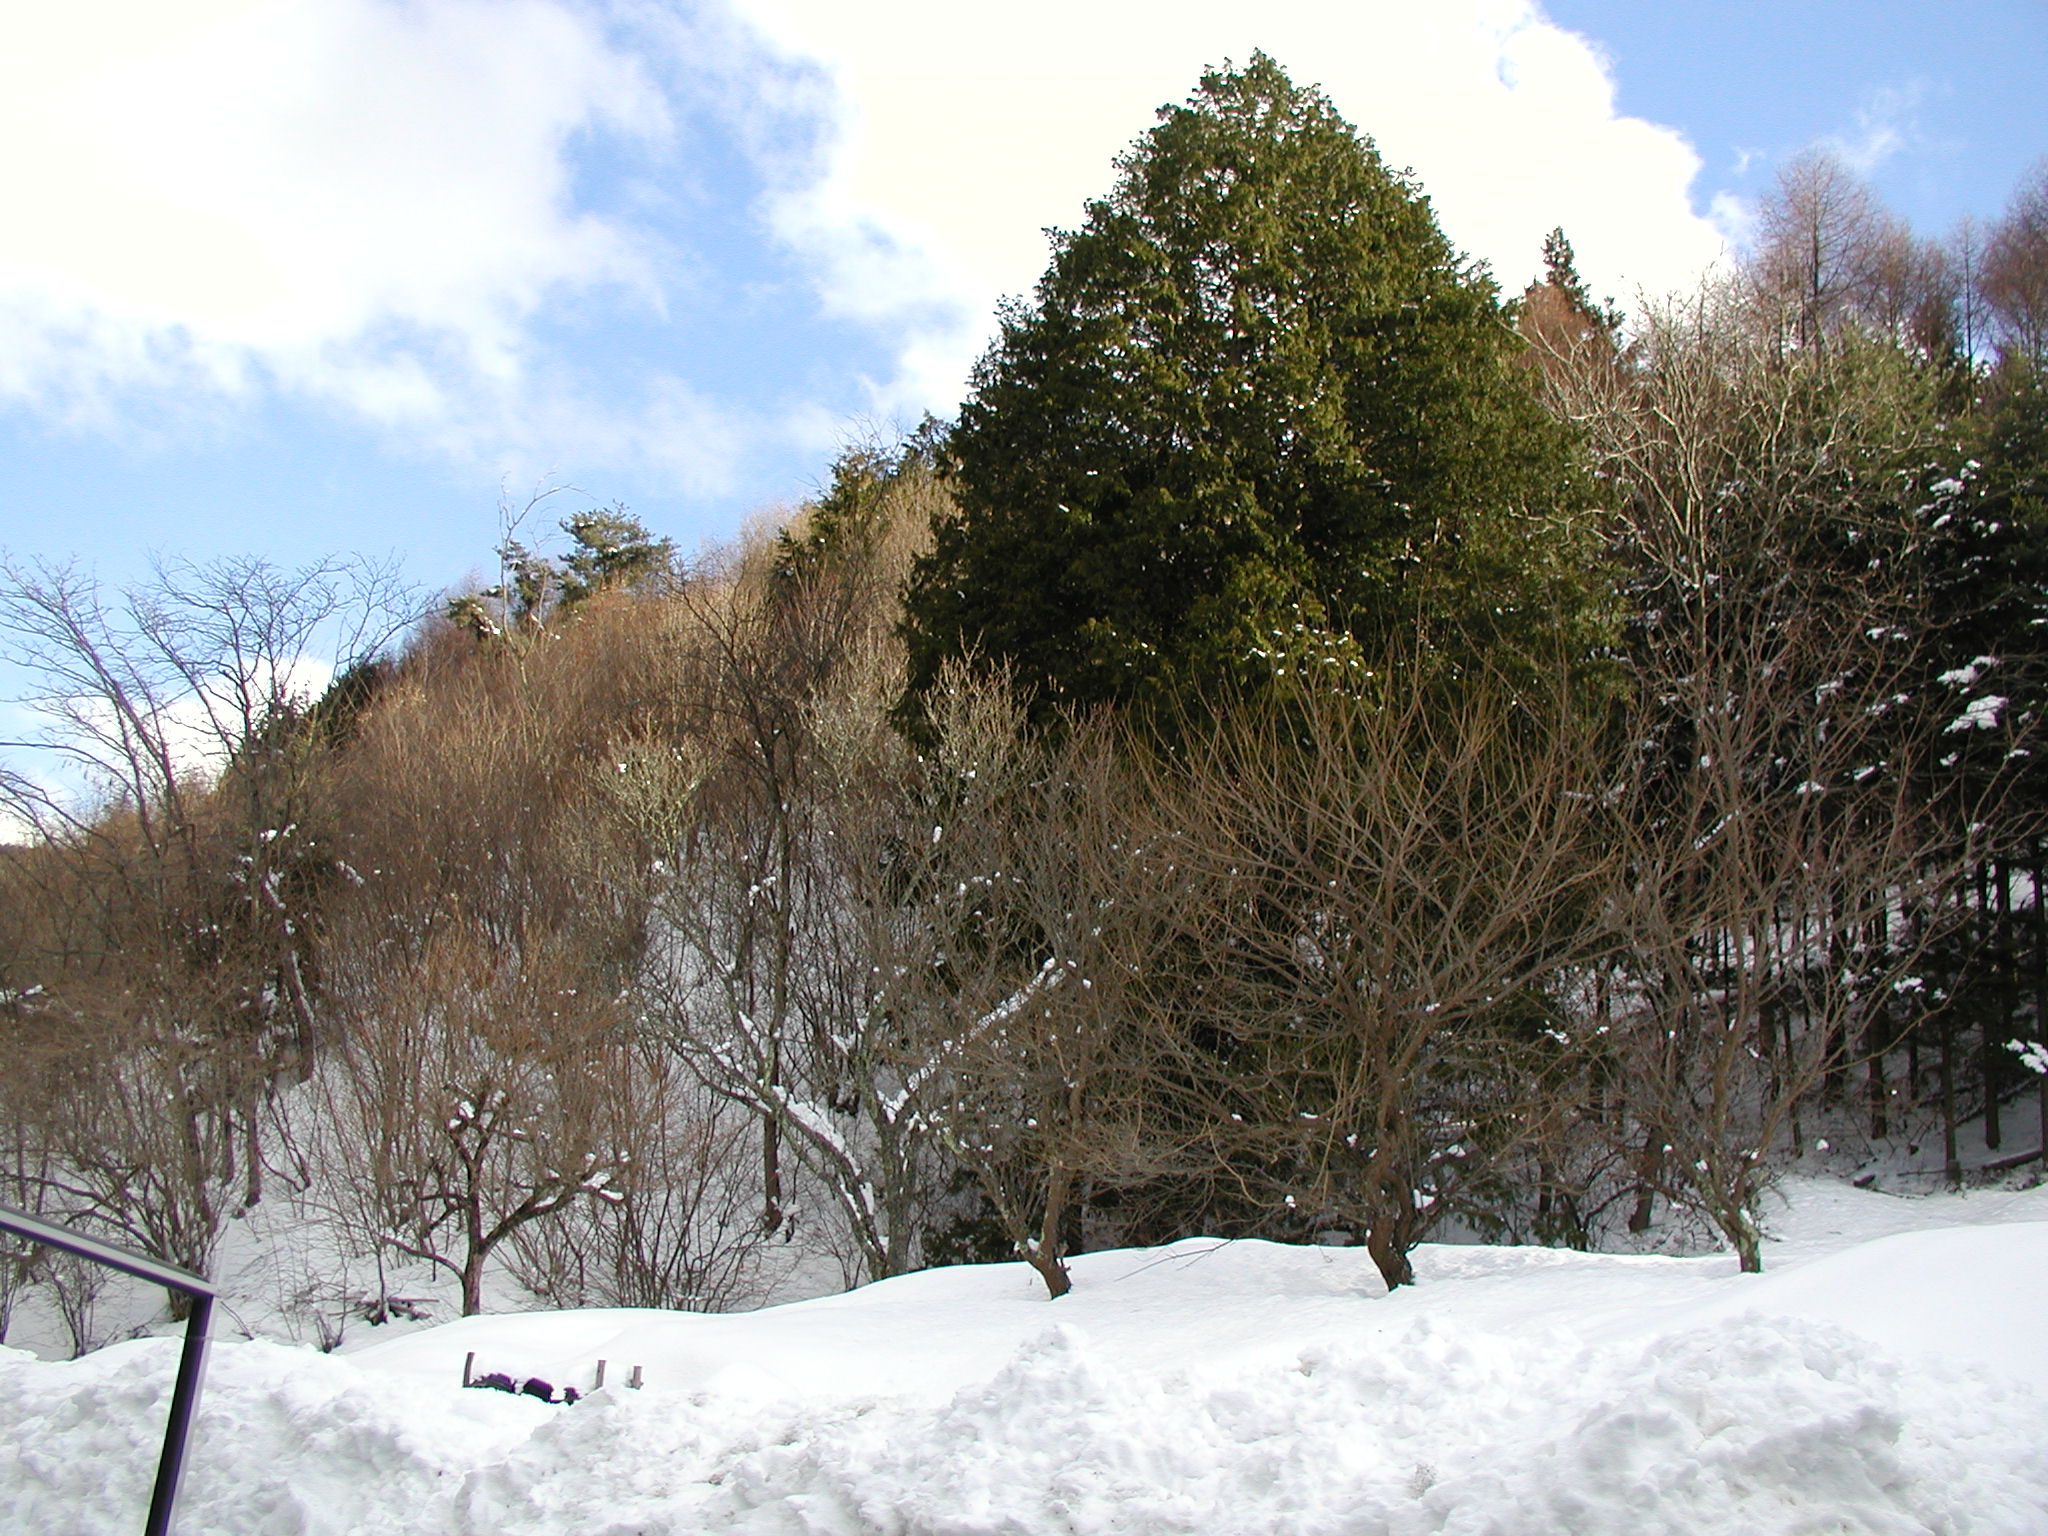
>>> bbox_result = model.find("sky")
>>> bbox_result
[0,0,2041,619]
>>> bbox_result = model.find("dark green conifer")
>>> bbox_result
[558,506,675,606]
[904,53,1602,719]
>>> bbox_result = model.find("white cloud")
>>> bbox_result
[0,0,665,429]
[1708,190,1759,254]
[729,0,1729,416]
[453,370,752,507]
[1824,82,1925,177]
[0,0,1735,504]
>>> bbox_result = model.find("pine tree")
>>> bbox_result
[558,506,675,606]
[448,507,673,640]
[776,421,944,585]
[904,53,1601,719]
[1518,228,1623,407]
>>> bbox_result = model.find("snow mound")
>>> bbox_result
[0,1336,544,1536]
[4,1186,2046,1534]
[1680,1220,2048,1383]
[469,1318,2045,1536]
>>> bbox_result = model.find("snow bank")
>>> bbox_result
[0,1336,544,1536]
[5,1183,2047,1535]
[1681,1221,2048,1383]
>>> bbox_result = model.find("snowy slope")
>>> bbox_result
[5,1179,2048,1535]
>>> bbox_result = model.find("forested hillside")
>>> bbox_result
[5,58,2048,1350]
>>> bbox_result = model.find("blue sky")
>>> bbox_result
[1544,2,2046,244]
[0,0,2041,618]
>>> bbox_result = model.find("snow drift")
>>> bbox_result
[4,1180,2047,1535]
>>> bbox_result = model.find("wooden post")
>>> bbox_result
[627,1365,643,1390]
[463,1351,475,1388]
[593,1359,606,1391]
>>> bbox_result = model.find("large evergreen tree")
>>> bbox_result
[904,53,1599,718]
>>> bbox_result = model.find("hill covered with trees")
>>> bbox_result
[4,57,2048,1348]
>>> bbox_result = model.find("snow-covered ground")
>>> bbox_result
[5,1177,2047,1535]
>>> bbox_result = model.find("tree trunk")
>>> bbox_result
[1022,1164,1074,1300]
[1986,859,2012,1151]
[1720,1200,1763,1274]
[1627,1128,1660,1234]
[2034,846,2048,1157]
[241,1110,263,1214]
[1941,1014,1962,1188]
[463,1184,487,1315]
[760,1112,783,1236]
[279,945,321,1082]
[1867,909,1891,1139]
[1823,895,1848,1104]
[1365,1217,1416,1291]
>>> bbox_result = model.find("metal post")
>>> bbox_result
[144,1293,214,1536]
[0,1204,217,1536]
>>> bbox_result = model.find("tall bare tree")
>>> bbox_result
[867,669,1204,1299]
[1752,150,1914,354]
[506,1040,781,1313]
[1143,664,1617,1291]
[0,554,409,1280]
[1576,282,2018,1264]
[322,924,628,1316]
[635,447,956,1285]
[315,593,677,1315]
[1985,158,2048,367]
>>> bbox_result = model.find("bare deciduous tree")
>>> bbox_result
[1985,158,2048,367]
[635,463,957,1286]
[1605,622,1974,1269]
[0,554,411,1284]
[324,925,628,1316]
[1146,664,1617,1292]
[509,1044,781,1312]
[1577,283,2018,1267]
[316,591,672,1315]
[871,670,1202,1299]
[1752,150,1913,354]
